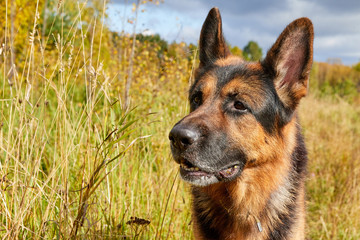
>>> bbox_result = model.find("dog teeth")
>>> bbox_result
[200,175,211,180]
[180,164,199,171]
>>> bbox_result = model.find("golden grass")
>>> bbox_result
[300,94,360,239]
[0,1,359,238]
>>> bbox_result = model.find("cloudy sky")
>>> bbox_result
[107,0,360,65]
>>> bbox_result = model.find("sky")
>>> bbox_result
[106,0,360,65]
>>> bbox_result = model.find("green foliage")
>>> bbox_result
[41,6,75,49]
[230,45,243,58]
[136,33,168,57]
[243,40,262,61]
[353,62,360,72]
[310,62,360,102]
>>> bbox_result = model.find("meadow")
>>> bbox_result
[0,1,360,239]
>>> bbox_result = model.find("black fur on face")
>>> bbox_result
[170,114,246,186]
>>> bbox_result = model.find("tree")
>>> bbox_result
[136,33,168,57]
[353,62,360,72]
[243,41,262,61]
[230,45,243,58]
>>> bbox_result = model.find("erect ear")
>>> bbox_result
[263,18,314,110]
[199,7,230,67]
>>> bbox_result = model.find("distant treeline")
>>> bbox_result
[1,0,359,103]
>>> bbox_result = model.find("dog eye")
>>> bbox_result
[234,101,248,112]
[190,94,202,111]
[193,96,201,105]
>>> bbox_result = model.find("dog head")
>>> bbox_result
[169,8,313,186]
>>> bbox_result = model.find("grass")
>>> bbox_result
[0,55,192,239]
[300,94,360,239]
[1,1,360,239]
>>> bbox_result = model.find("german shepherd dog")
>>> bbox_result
[169,7,313,240]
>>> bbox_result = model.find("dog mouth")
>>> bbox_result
[178,159,242,186]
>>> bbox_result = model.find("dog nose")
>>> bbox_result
[169,125,200,149]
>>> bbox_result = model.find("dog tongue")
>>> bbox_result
[188,170,210,177]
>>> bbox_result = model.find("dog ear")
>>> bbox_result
[263,18,314,110]
[199,7,230,67]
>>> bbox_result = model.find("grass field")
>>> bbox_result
[1,1,360,239]
[300,95,360,239]
[1,72,359,239]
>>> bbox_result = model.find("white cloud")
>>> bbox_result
[107,0,360,64]
[142,29,155,36]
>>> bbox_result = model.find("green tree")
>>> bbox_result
[353,62,360,72]
[243,41,262,61]
[230,45,243,58]
[136,33,168,57]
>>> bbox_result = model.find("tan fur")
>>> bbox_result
[219,76,267,109]
[199,74,217,101]
[291,181,306,239]
[215,56,244,67]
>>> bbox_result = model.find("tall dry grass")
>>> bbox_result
[0,0,359,239]
[300,95,360,239]
[1,1,194,239]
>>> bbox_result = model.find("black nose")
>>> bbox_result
[169,125,200,150]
